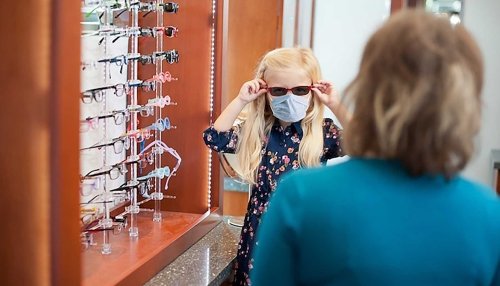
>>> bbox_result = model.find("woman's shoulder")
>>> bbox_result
[453,176,500,204]
[281,157,355,186]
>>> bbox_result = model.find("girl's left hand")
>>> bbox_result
[311,80,339,109]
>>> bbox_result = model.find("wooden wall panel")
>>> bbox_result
[50,1,82,285]
[223,191,247,216]
[0,0,81,285]
[391,0,405,14]
[213,0,225,211]
[407,0,425,8]
[391,0,425,14]
[496,169,500,195]
[223,0,283,106]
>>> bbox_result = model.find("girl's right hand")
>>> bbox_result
[237,79,267,104]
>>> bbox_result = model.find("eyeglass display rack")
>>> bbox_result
[79,0,223,285]
[80,1,129,255]
[80,0,183,252]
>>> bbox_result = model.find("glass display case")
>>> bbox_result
[78,0,224,284]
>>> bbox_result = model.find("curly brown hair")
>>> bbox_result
[344,9,483,178]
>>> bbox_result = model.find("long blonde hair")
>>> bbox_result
[344,10,483,178]
[236,47,325,184]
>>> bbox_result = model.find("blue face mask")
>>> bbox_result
[270,94,310,122]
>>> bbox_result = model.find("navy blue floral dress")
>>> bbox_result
[203,118,343,285]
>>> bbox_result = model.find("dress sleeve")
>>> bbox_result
[322,118,343,160]
[252,175,301,285]
[202,124,241,154]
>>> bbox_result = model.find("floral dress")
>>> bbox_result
[203,118,343,285]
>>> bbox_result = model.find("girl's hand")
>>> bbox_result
[237,79,268,104]
[312,80,340,110]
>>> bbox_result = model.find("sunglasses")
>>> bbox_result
[267,86,313,97]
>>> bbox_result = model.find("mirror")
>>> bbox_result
[425,0,464,24]
[219,153,250,226]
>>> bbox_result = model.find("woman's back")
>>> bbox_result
[253,158,500,285]
[252,9,499,286]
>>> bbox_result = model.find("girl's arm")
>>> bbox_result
[213,79,267,131]
[213,97,248,131]
[312,80,351,127]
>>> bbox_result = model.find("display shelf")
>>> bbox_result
[83,209,220,286]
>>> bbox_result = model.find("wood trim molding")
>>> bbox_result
[391,0,405,14]
[0,1,81,285]
[50,0,81,285]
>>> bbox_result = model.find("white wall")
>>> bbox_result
[282,0,314,48]
[307,0,389,165]
[282,0,297,48]
[312,0,390,95]
[462,0,500,186]
[312,0,390,125]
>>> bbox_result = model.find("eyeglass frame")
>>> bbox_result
[128,104,155,117]
[148,117,173,132]
[80,136,131,154]
[81,163,128,181]
[266,85,314,97]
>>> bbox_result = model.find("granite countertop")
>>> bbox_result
[144,217,243,286]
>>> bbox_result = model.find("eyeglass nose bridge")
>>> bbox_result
[160,2,179,13]
[80,117,99,132]
[111,110,130,124]
[114,84,127,96]
[141,80,156,92]
[164,26,179,38]
[139,105,154,117]
[112,137,130,154]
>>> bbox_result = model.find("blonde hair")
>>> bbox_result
[344,9,483,178]
[236,47,325,184]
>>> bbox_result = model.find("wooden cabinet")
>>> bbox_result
[0,1,224,285]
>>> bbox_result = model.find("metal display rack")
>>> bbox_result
[79,0,181,254]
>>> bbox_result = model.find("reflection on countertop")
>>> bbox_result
[144,217,242,286]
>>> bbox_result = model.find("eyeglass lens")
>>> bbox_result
[267,86,312,96]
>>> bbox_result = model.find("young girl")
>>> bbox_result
[203,47,349,285]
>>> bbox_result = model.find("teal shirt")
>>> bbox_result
[253,158,500,285]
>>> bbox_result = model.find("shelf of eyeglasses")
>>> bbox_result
[81,52,179,79]
[80,159,134,184]
[81,114,173,134]
[81,178,150,205]
[80,120,174,147]
[80,78,177,104]
[82,0,179,23]
[80,101,175,131]
[80,141,180,191]
[80,181,163,224]
[82,26,179,45]
[80,139,181,194]
[81,177,173,211]
[81,51,179,74]
[80,215,128,250]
